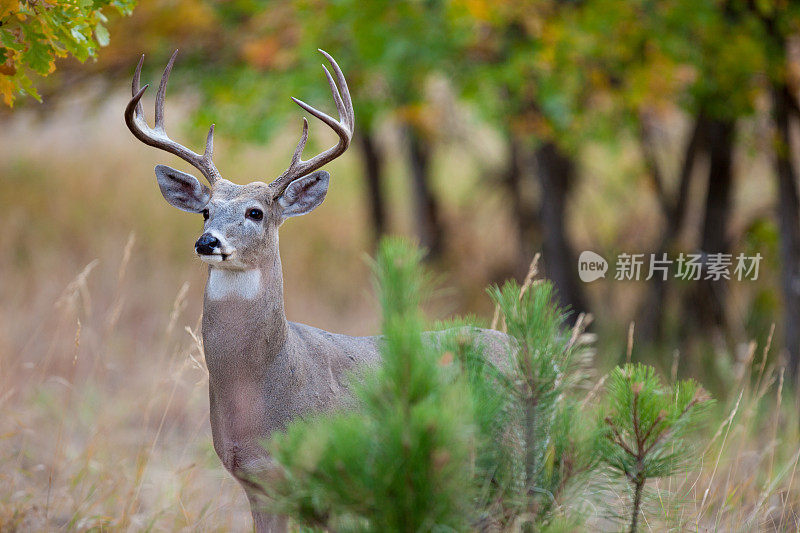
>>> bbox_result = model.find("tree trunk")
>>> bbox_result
[700,118,735,256]
[406,126,443,259]
[503,134,539,279]
[357,132,387,246]
[773,83,800,381]
[638,118,704,342]
[685,116,736,333]
[534,141,588,319]
[629,479,644,533]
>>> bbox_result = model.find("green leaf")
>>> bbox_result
[1,0,133,106]
[69,27,88,45]
[0,29,25,52]
[18,73,41,102]
[94,23,109,47]
[21,31,52,75]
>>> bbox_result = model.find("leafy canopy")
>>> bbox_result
[0,0,134,106]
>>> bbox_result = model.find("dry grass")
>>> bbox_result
[0,86,797,531]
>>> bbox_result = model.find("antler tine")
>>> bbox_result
[289,118,310,167]
[319,49,354,129]
[291,95,346,133]
[322,65,346,124]
[205,124,216,160]
[154,49,178,131]
[132,54,145,119]
[125,84,152,140]
[268,50,355,196]
[124,51,220,185]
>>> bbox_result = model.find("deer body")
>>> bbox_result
[190,175,383,530]
[124,51,509,532]
[202,250,381,466]
[203,254,380,531]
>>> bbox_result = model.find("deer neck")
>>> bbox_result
[201,253,289,378]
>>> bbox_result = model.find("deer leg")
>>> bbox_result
[247,494,287,533]
[252,511,287,533]
[213,433,288,533]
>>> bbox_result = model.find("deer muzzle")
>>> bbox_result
[196,233,222,256]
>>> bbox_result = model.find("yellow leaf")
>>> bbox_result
[241,36,280,70]
[0,48,16,75]
[463,0,491,21]
[0,75,16,106]
[0,0,18,19]
[0,62,15,75]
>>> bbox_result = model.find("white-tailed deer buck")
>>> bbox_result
[125,50,510,532]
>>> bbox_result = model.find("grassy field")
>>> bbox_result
[1,87,798,531]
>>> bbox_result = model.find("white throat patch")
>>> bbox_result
[206,268,262,301]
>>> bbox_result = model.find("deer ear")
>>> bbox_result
[277,170,329,219]
[155,164,211,213]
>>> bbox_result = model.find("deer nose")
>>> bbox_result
[195,233,220,255]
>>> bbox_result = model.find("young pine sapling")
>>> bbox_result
[599,364,712,533]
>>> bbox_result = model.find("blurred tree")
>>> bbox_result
[0,0,135,105]
[452,0,800,361]
[295,0,465,258]
[637,116,704,341]
[567,0,762,343]
[452,0,593,318]
[772,80,800,379]
[620,0,800,377]
[749,0,800,381]
[357,132,387,240]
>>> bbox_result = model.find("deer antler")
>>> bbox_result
[268,49,355,197]
[125,50,221,185]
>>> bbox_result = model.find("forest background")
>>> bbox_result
[1,0,800,530]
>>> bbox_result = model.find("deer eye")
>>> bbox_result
[202,209,209,221]
[246,208,263,221]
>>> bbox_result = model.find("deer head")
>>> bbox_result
[124,49,354,271]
